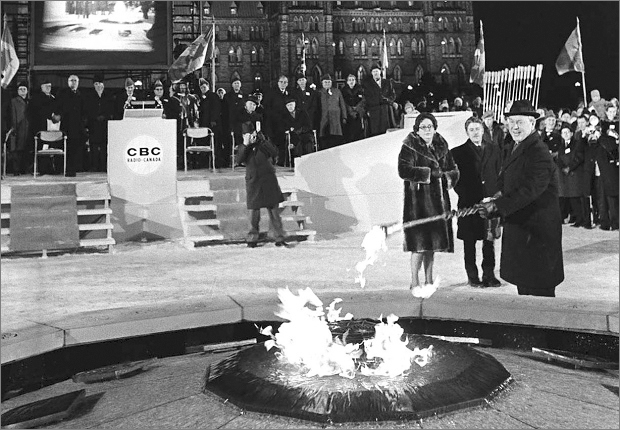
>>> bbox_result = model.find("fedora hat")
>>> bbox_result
[504,100,540,118]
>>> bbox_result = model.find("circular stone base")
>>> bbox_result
[203,335,512,423]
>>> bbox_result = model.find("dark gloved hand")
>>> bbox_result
[475,201,497,219]
[430,168,443,179]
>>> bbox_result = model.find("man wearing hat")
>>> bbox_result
[317,73,347,149]
[476,100,564,297]
[56,74,87,176]
[236,120,286,248]
[29,78,59,174]
[291,72,318,131]
[362,62,398,137]
[223,77,245,167]
[542,110,562,162]
[282,96,314,165]
[196,78,223,168]
[84,73,114,172]
[263,74,293,166]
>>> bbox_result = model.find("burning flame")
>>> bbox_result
[259,288,433,379]
[355,226,387,288]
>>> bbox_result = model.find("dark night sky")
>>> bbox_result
[472,1,619,110]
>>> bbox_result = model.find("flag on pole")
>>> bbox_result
[300,32,307,75]
[168,28,214,82]
[555,23,584,75]
[470,21,485,87]
[381,30,389,79]
[1,15,19,88]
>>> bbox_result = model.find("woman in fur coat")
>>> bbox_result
[398,113,460,294]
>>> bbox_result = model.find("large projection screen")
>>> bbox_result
[32,1,171,70]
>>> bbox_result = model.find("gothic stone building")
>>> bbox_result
[178,1,475,96]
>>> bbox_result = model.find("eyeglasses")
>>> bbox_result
[419,125,434,131]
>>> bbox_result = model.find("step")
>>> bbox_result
[178,190,214,199]
[211,202,247,218]
[186,219,220,227]
[279,200,304,208]
[281,214,312,223]
[77,208,113,216]
[212,188,246,204]
[1,212,9,219]
[208,176,247,190]
[78,223,114,231]
[1,244,8,253]
[186,234,225,243]
[1,228,10,235]
[80,238,116,247]
[182,204,217,212]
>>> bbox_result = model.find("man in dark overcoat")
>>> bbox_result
[557,123,589,228]
[596,102,619,230]
[235,97,286,248]
[477,100,564,297]
[56,74,88,176]
[262,74,292,166]
[223,77,246,167]
[196,78,222,168]
[85,73,114,172]
[282,96,314,165]
[363,63,398,137]
[451,116,502,288]
[317,74,347,149]
[291,72,319,132]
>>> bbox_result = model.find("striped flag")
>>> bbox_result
[168,28,214,82]
[469,21,485,87]
[1,15,19,88]
[555,23,584,75]
[381,31,389,79]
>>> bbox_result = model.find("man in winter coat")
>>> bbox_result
[85,73,114,172]
[317,74,347,149]
[477,100,564,297]
[363,63,398,137]
[282,96,314,166]
[56,74,88,176]
[236,98,286,248]
[596,102,619,230]
[557,122,589,228]
[451,116,503,288]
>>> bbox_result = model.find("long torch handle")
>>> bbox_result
[382,206,481,236]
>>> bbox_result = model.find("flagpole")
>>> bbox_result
[382,29,387,79]
[576,17,587,107]
[211,18,216,91]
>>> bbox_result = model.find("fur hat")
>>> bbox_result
[124,77,135,88]
[153,79,164,89]
[241,121,256,135]
[371,62,381,71]
[285,95,297,105]
[245,94,259,105]
[320,74,332,82]
[295,71,306,80]
[231,76,241,84]
[39,77,52,87]
[504,100,540,118]
[16,81,28,89]
[93,73,105,83]
[198,78,209,87]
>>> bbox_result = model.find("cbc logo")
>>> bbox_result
[125,135,162,175]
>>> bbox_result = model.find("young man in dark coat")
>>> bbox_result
[557,122,589,228]
[223,77,246,167]
[451,116,502,288]
[596,102,619,230]
[262,74,293,166]
[341,73,366,143]
[236,97,286,248]
[291,72,319,132]
[196,78,222,168]
[363,63,398,137]
[477,100,564,297]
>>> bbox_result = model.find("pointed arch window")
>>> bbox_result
[232,26,238,40]
[441,38,448,55]
[441,63,450,85]
[353,38,360,55]
[457,63,467,86]
[361,18,366,32]
[311,37,319,55]
[455,37,462,54]
[415,65,424,84]
[314,16,320,31]
[227,26,232,40]
[237,26,242,40]
[259,47,265,62]
[394,65,402,82]
[370,38,378,57]
[228,46,236,63]
[296,38,303,56]
[375,18,381,31]
[418,39,425,55]
[250,46,258,63]
[397,38,404,56]
[417,17,424,31]
[236,46,243,63]
[409,18,415,32]
[338,39,345,55]
[371,18,376,31]
[357,65,366,84]
[389,38,396,56]
[448,37,455,54]
[411,38,418,55]
[361,39,367,56]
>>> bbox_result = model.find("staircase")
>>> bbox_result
[177,175,315,247]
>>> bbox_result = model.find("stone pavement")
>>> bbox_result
[1,223,618,364]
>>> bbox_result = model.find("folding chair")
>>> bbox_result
[184,127,215,172]
[34,130,67,178]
